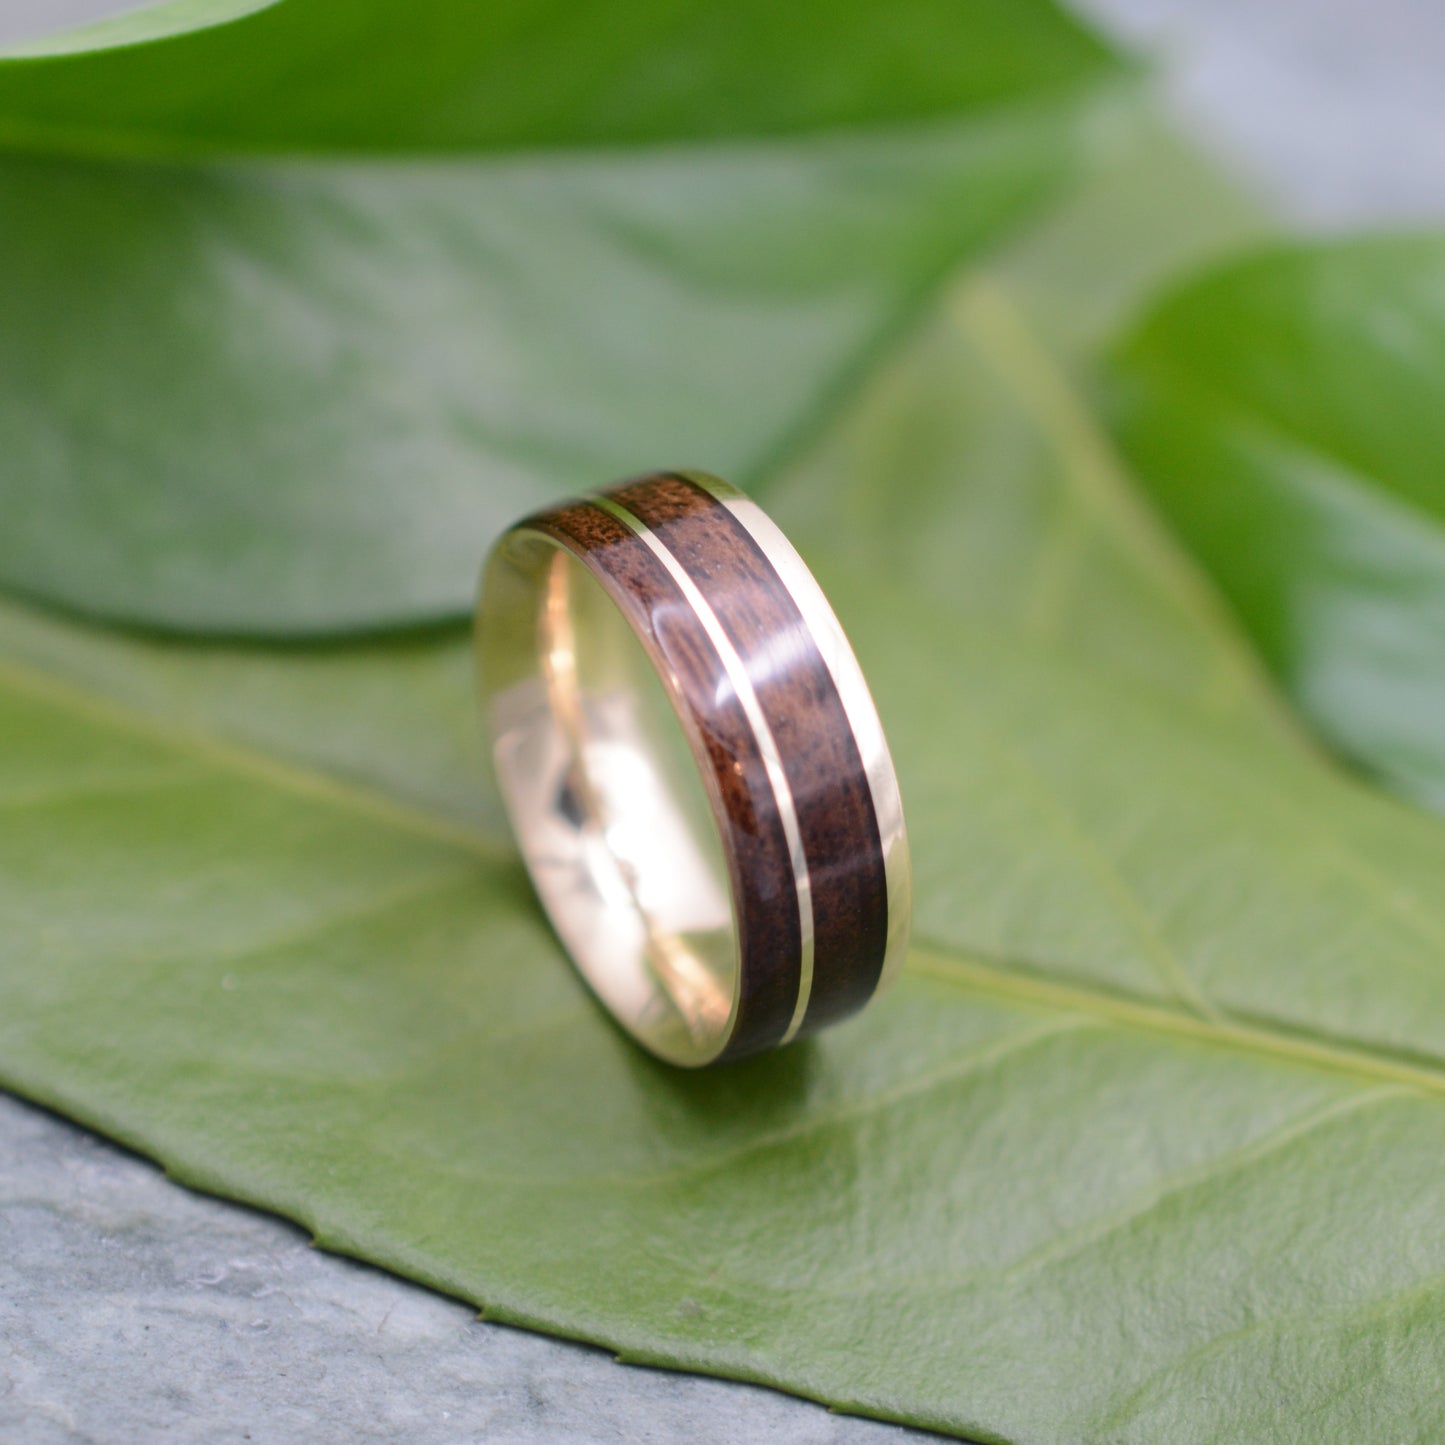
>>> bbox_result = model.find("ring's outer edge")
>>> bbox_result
[587,491,819,1045]
[489,498,801,1064]
[675,470,912,998]
[605,471,898,1031]
[478,470,911,1066]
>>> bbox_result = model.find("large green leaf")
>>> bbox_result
[1107,237,1445,813]
[0,0,1115,153]
[0,113,1092,635]
[6,136,1445,1435]
[0,0,1118,635]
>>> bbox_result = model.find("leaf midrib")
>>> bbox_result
[5,642,1445,1102]
[0,647,505,863]
[909,946,1445,1099]
[952,276,1302,735]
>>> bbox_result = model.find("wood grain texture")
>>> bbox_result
[531,473,888,1056]
[611,474,889,1032]
[533,497,800,1058]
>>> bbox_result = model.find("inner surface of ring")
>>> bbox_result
[491,542,737,1064]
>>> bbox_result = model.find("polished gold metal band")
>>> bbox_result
[475,471,910,1065]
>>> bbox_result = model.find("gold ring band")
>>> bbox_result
[476,471,910,1065]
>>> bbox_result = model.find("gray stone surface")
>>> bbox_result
[2,1,1443,1442]
[0,1093,931,1444]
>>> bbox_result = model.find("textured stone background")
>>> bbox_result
[2,2,1442,1441]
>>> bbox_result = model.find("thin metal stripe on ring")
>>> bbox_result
[606,472,893,1030]
[588,490,819,1042]
[518,495,803,1058]
[681,472,912,993]
[478,470,909,1065]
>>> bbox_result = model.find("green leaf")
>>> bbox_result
[0,600,491,833]
[5,132,1445,1437]
[0,0,1123,636]
[0,0,1117,153]
[1108,237,1445,812]
[0,108,1097,635]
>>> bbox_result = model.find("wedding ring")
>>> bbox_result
[475,471,909,1065]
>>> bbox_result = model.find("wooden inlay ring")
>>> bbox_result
[476,471,910,1065]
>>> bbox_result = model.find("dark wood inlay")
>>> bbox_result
[607,472,889,1033]
[532,499,800,1059]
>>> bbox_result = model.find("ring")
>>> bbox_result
[476,471,910,1065]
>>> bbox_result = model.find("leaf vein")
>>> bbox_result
[908,946,1445,1097]
[592,1017,1096,1190]
[0,765,203,814]
[967,1084,1407,1292]
[122,866,483,975]
[954,697,1217,1019]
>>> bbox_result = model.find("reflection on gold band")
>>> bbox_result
[540,549,732,1044]
[589,492,817,1045]
[478,472,908,1065]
